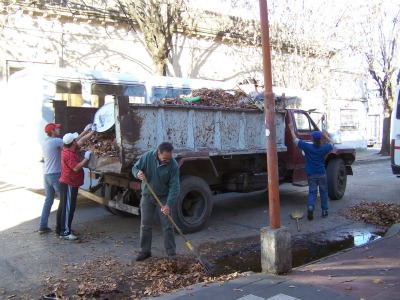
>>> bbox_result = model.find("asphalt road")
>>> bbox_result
[0,159,397,297]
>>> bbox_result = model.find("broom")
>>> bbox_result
[142,176,214,274]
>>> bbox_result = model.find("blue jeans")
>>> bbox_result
[39,173,61,229]
[139,194,176,256]
[307,173,328,211]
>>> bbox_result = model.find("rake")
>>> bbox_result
[142,176,214,274]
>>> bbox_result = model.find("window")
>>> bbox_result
[91,84,146,106]
[340,109,358,131]
[294,112,315,131]
[151,87,191,102]
[55,81,83,107]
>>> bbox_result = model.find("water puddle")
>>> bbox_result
[211,228,383,276]
[353,230,381,246]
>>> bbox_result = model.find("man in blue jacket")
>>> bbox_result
[288,124,333,220]
[132,142,180,261]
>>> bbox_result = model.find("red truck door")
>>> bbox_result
[285,110,320,186]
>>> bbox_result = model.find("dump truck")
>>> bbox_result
[54,93,355,233]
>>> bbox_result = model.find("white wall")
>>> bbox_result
[0,11,379,149]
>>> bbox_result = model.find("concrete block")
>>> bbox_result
[260,226,292,274]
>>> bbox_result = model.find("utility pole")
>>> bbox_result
[259,0,292,274]
[259,0,280,229]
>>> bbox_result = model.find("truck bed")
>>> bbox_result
[59,96,287,174]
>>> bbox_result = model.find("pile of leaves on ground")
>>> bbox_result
[160,88,257,109]
[40,256,242,299]
[340,201,400,228]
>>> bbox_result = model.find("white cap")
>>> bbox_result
[63,132,79,144]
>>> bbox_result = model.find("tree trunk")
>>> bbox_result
[379,107,391,156]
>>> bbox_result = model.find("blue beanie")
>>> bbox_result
[311,131,322,139]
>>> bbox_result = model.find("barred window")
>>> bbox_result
[340,109,358,131]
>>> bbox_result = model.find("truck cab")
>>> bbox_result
[285,109,355,199]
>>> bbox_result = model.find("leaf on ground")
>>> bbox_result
[373,278,384,284]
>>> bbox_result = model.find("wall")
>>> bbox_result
[0,11,263,82]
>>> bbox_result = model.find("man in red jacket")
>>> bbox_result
[56,124,96,240]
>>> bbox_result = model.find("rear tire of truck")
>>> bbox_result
[327,158,347,200]
[172,176,213,234]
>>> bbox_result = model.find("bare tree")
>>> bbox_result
[348,1,400,155]
[223,1,346,94]
[117,0,187,76]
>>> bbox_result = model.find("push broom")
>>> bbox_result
[142,176,214,274]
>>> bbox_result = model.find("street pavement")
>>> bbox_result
[147,149,399,300]
[0,146,395,299]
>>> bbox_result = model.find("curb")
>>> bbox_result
[353,156,390,165]
[384,223,400,237]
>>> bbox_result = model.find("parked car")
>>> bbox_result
[367,136,378,147]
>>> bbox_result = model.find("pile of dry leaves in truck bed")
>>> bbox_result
[160,88,257,109]
[38,256,241,299]
[80,132,117,157]
[340,201,400,228]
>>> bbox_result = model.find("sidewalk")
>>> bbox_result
[147,225,400,300]
[353,146,390,165]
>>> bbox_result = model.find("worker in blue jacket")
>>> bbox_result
[288,123,333,220]
[132,142,180,261]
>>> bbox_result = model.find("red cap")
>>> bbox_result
[44,123,61,133]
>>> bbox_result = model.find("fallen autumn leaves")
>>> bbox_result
[340,201,400,228]
[42,256,241,299]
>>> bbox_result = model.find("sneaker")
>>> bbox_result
[307,208,314,220]
[61,233,78,240]
[322,210,328,218]
[38,227,52,234]
[168,255,178,261]
[135,252,151,261]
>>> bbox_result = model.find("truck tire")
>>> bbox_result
[172,176,213,234]
[327,158,347,200]
[102,184,134,217]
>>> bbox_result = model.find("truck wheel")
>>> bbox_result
[172,176,213,234]
[327,158,347,200]
[102,184,134,217]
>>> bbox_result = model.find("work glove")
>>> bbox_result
[84,123,93,131]
[91,123,97,132]
[84,151,92,160]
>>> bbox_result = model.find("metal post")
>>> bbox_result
[259,0,280,229]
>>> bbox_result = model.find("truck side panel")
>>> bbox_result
[115,96,287,170]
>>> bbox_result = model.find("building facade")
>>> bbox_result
[0,1,380,148]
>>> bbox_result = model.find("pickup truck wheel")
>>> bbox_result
[102,184,134,217]
[327,158,347,200]
[172,176,212,234]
